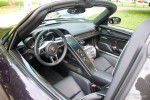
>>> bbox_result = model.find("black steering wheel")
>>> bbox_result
[34,29,67,66]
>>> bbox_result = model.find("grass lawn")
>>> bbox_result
[88,10,150,30]
[0,0,23,7]
[0,28,12,38]
[0,0,38,7]
[112,10,150,29]
[113,2,150,8]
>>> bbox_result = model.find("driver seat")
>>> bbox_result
[53,71,103,100]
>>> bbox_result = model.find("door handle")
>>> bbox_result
[107,30,111,34]
[112,46,122,53]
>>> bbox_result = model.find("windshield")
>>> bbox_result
[45,7,106,21]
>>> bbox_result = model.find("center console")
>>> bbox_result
[66,35,112,89]
[92,70,113,87]
[66,35,97,76]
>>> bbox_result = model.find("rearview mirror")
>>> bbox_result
[67,6,85,14]
[108,17,121,24]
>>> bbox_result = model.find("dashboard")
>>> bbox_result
[17,21,99,61]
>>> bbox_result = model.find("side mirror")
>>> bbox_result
[108,17,121,24]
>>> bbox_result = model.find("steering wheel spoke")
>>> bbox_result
[54,39,65,48]
[49,56,55,63]
[49,54,58,63]
[34,29,67,67]
[38,41,52,55]
[38,48,45,55]
[54,54,58,62]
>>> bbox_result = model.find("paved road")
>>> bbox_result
[0,7,150,28]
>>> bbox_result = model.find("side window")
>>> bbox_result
[125,58,150,99]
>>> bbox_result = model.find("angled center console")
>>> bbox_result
[66,35,97,76]
[66,35,113,89]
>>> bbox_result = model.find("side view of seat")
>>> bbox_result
[93,53,118,74]
[53,71,103,100]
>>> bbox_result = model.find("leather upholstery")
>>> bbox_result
[54,72,103,100]
[70,72,91,95]
[93,53,118,74]
[54,72,91,100]
[54,76,85,100]
[104,18,150,100]
[92,70,112,87]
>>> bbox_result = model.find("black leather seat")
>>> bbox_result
[93,53,118,74]
[53,71,103,100]
[53,18,150,100]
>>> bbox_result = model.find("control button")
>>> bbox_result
[81,53,84,56]
[77,49,81,53]
[84,57,88,61]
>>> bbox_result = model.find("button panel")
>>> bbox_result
[66,35,96,74]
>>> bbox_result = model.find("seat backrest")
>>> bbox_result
[105,18,150,100]
[54,71,92,99]
[113,18,150,76]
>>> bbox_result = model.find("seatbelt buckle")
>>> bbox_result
[91,83,97,92]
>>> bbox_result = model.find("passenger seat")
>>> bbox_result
[93,53,118,74]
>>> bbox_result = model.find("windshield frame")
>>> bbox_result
[43,6,107,22]
[8,0,117,50]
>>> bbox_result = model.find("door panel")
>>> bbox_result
[97,37,127,55]
[96,25,133,56]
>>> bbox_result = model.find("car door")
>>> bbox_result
[96,25,133,56]
[0,34,56,100]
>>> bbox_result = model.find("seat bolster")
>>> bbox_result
[100,53,118,67]
[70,71,92,95]
[54,76,85,99]
[93,56,111,71]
